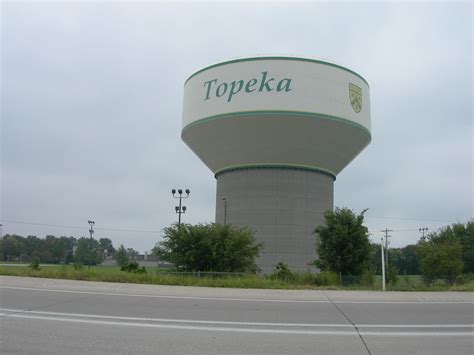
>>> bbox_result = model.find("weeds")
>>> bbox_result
[1,265,473,291]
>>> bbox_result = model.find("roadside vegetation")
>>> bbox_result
[1,264,473,291]
[1,210,472,291]
[153,223,262,272]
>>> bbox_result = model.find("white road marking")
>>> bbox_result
[1,309,472,331]
[0,308,352,327]
[1,285,472,304]
[1,311,471,336]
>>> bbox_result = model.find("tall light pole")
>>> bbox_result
[88,220,95,269]
[381,238,386,291]
[222,197,227,225]
[172,189,190,227]
[419,227,428,241]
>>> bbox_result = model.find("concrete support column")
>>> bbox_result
[215,168,333,274]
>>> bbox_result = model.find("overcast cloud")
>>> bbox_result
[1,0,472,253]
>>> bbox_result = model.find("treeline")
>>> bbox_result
[313,208,473,286]
[369,221,473,283]
[0,234,140,265]
[369,244,421,275]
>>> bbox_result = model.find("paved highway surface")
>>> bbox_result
[0,276,472,354]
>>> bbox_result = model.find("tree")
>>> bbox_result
[0,235,24,261]
[126,248,139,259]
[153,223,263,272]
[24,235,43,257]
[60,236,77,264]
[417,237,464,285]
[398,244,420,275]
[115,244,129,267]
[369,242,385,275]
[99,238,115,257]
[427,221,473,273]
[314,207,371,275]
[74,237,103,265]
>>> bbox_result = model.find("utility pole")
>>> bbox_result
[222,197,227,225]
[419,227,428,241]
[88,220,95,269]
[381,238,385,291]
[172,189,190,227]
[381,228,393,276]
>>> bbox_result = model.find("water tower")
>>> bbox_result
[182,57,371,273]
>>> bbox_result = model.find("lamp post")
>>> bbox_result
[381,238,386,291]
[172,189,190,227]
[88,220,95,269]
[222,197,227,225]
[419,227,428,241]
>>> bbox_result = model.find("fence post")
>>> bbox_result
[197,271,201,279]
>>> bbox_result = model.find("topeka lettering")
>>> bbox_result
[203,71,292,102]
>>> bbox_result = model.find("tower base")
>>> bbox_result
[215,167,334,274]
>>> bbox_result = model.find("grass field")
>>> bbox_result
[1,264,473,291]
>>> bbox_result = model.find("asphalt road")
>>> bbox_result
[0,276,472,355]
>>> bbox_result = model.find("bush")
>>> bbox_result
[455,273,474,285]
[388,267,399,286]
[270,262,296,282]
[121,261,147,274]
[115,245,129,267]
[417,238,463,285]
[314,207,371,275]
[403,273,412,288]
[28,257,40,270]
[153,223,262,272]
[314,271,339,286]
[360,269,376,288]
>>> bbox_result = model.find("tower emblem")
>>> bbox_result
[349,83,362,113]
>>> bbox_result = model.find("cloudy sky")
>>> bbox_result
[2,0,472,253]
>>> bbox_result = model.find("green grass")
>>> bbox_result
[1,265,473,291]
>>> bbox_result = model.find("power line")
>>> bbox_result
[368,229,426,233]
[1,215,469,235]
[364,215,462,223]
[0,220,161,234]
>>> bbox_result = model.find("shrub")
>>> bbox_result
[115,245,129,267]
[417,238,463,285]
[121,261,147,274]
[314,208,371,275]
[314,271,339,286]
[270,262,295,282]
[360,269,375,288]
[28,257,40,270]
[403,273,412,288]
[455,273,474,285]
[153,223,262,272]
[388,267,399,286]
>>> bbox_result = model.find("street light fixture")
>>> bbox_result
[419,227,428,241]
[172,188,190,227]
